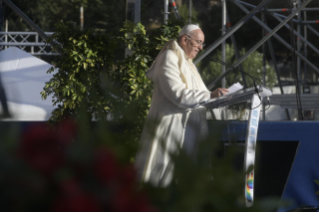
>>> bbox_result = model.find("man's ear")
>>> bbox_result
[182,35,188,44]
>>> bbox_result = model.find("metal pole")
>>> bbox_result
[80,6,84,30]
[304,2,308,85]
[164,0,169,24]
[221,0,227,88]
[265,8,319,12]
[235,0,319,72]
[208,0,314,89]
[235,0,319,12]
[31,34,35,54]
[227,13,247,88]
[271,14,319,62]
[34,34,38,54]
[262,12,266,120]
[306,24,319,37]
[305,25,319,82]
[2,0,61,53]
[297,0,301,91]
[170,0,181,20]
[189,0,192,24]
[135,0,141,23]
[269,12,319,24]
[5,19,7,49]
[267,38,291,120]
[235,0,319,25]
[194,0,273,64]
[0,0,3,32]
[263,13,291,120]
[289,20,319,24]
[270,13,319,55]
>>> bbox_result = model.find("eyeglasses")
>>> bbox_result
[187,36,205,47]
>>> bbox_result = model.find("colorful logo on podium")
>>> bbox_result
[246,172,254,202]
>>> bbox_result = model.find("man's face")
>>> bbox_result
[182,29,205,59]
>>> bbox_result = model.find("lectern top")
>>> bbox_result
[201,86,272,109]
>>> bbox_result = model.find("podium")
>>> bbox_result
[201,86,272,206]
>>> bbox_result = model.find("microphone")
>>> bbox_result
[210,58,272,111]
[210,58,263,101]
[210,58,263,88]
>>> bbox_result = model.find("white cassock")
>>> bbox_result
[134,40,211,186]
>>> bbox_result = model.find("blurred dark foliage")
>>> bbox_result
[0,114,284,212]
[0,118,156,212]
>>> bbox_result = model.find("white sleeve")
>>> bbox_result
[156,50,211,108]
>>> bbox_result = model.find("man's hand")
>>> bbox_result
[210,88,229,98]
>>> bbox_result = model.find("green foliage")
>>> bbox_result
[200,44,277,89]
[174,3,199,24]
[41,20,183,157]
[200,44,277,120]
[240,48,277,88]
[0,108,283,212]
[0,116,158,211]
[106,20,183,144]
[112,21,182,112]
[41,22,117,123]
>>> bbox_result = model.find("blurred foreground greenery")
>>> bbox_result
[0,103,284,211]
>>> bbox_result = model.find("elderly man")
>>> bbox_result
[135,24,228,186]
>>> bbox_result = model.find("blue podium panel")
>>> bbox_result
[208,121,319,212]
[258,122,319,212]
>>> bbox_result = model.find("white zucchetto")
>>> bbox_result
[178,24,201,37]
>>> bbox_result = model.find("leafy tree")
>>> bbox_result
[41,22,117,123]
[200,44,276,120]
[174,2,199,24]
[102,20,183,153]
[41,20,184,158]
[201,43,277,89]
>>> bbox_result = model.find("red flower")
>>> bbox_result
[111,186,132,212]
[93,148,157,212]
[52,179,102,212]
[94,148,119,185]
[111,187,156,212]
[19,123,66,175]
[134,193,157,212]
[119,164,136,188]
[56,119,77,145]
[60,178,82,196]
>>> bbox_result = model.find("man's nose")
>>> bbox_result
[198,45,203,50]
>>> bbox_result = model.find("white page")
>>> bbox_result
[227,82,243,94]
